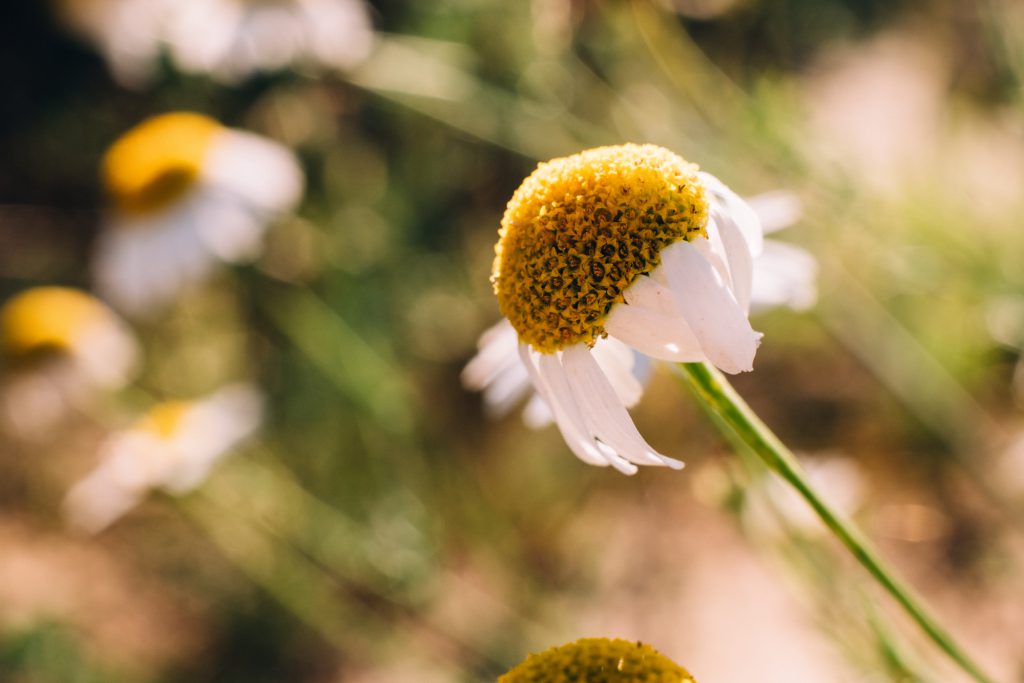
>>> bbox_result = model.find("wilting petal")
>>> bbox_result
[590,336,643,408]
[561,345,682,469]
[520,345,633,472]
[662,240,762,374]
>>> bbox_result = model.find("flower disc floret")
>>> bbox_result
[492,144,709,353]
[103,112,221,216]
[499,637,697,683]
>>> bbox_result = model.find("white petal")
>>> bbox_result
[590,336,643,408]
[63,465,144,535]
[521,393,554,428]
[605,304,705,363]
[751,239,819,312]
[561,345,683,469]
[192,190,265,262]
[462,320,535,418]
[745,190,802,235]
[203,130,304,214]
[94,201,217,315]
[662,241,762,374]
[607,275,705,361]
[523,345,634,473]
[700,172,764,256]
[713,207,755,313]
[461,320,520,390]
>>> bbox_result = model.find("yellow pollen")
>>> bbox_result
[499,638,697,683]
[103,112,222,216]
[492,144,708,353]
[138,401,192,440]
[0,287,110,357]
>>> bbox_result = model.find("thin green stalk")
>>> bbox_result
[677,361,997,683]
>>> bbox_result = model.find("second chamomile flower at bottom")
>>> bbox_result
[478,144,782,474]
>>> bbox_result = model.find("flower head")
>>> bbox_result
[473,144,768,473]
[500,638,696,683]
[63,384,263,533]
[494,144,709,352]
[94,112,303,314]
[0,287,138,437]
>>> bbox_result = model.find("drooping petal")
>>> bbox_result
[661,240,762,374]
[520,345,632,472]
[561,345,683,469]
[589,336,643,408]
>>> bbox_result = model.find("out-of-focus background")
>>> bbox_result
[2,0,1024,681]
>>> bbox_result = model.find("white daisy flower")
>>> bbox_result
[0,287,139,437]
[54,0,176,87]
[463,189,817,431]
[55,0,374,87]
[94,111,304,315]
[465,144,784,474]
[63,383,263,533]
[164,0,374,84]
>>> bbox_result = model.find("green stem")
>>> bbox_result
[677,362,996,683]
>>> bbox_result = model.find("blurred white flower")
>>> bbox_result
[464,185,816,439]
[0,287,138,438]
[55,0,175,87]
[63,383,263,533]
[465,144,784,474]
[94,112,304,315]
[165,0,374,84]
[55,0,374,87]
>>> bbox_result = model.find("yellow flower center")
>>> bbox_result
[138,401,192,440]
[0,287,109,357]
[492,144,708,353]
[500,638,697,683]
[103,112,221,216]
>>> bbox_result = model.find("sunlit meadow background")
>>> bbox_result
[3,0,1024,681]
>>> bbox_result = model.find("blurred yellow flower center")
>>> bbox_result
[0,287,108,357]
[139,401,192,440]
[103,112,221,216]
[500,638,697,683]
[492,144,708,353]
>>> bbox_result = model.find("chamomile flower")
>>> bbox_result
[464,188,816,431]
[164,0,374,84]
[55,0,373,87]
[94,112,303,315]
[63,383,263,533]
[472,144,772,474]
[500,638,697,683]
[0,287,138,437]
